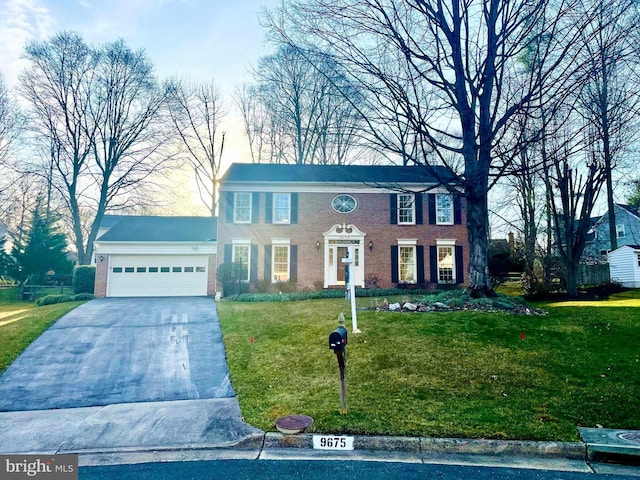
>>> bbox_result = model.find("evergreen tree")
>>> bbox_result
[11,207,72,283]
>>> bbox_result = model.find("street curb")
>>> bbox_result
[263,433,586,460]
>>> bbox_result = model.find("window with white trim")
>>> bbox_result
[399,246,416,283]
[273,193,291,224]
[233,192,252,223]
[272,245,290,282]
[398,194,415,224]
[438,245,455,283]
[232,244,250,282]
[436,194,454,225]
[616,224,626,239]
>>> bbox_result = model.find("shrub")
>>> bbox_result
[73,293,95,301]
[73,265,95,294]
[217,262,249,297]
[36,293,94,306]
[36,294,74,306]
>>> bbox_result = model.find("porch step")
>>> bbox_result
[579,427,640,464]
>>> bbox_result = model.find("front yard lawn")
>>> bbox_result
[0,288,85,374]
[218,290,640,441]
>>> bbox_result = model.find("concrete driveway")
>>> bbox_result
[0,297,235,411]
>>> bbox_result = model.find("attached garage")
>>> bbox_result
[94,216,217,298]
[107,254,209,297]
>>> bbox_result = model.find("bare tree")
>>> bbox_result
[265,0,589,296]
[19,32,99,263]
[166,78,226,216]
[543,109,608,297]
[0,74,22,172]
[575,0,640,252]
[234,84,269,164]
[19,32,169,264]
[241,45,365,165]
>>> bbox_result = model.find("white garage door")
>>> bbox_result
[107,255,209,297]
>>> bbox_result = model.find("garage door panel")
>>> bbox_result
[108,255,209,297]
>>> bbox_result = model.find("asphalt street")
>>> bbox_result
[0,297,234,411]
[79,459,640,480]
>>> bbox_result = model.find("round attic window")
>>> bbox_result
[332,194,357,213]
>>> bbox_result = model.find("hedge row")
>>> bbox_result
[36,293,95,306]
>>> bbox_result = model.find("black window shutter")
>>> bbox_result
[415,193,423,225]
[430,245,437,283]
[454,195,462,225]
[265,193,273,224]
[417,245,425,284]
[291,193,298,224]
[264,245,272,282]
[224,244,232,264]
[391,246,399,283]
[225,192,234,223]
[390,194,398,224]
[455,245,464,284]
[250,244,258,282]
[251,193,260,224]
[290,245,298,281]
[428,194,436,225]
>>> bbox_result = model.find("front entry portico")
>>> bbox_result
[323,224,366,288]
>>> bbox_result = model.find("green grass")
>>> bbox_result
[218,291,640,441]
[0,288,84,374]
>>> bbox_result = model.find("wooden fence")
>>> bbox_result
[577,263,610,286]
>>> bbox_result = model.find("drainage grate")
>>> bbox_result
[619,432,640,444]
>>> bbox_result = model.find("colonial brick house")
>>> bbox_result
[217,163,468,292]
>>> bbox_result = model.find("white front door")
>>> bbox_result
[327,243,364,287]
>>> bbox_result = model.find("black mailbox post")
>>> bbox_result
[329,316,348,414]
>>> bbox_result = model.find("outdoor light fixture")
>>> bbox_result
[316,241,321,250]
[369,241,373,250]
[99,255,104,262]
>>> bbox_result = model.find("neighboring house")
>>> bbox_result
[217,163,468,292]
[608,245,640,288]
[584,204,640,259]
[94,216,217,297]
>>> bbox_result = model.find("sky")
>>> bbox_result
[0,0,281,213]
[0,0,279,92]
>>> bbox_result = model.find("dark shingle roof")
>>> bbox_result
[220,163,458,185]
[617,204,640,218]
[98,216,217,242]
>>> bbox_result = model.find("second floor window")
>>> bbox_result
[436,194,453,225]
[234,193,251,223]
[398,194,415,224]
[273,193,291,224]
[616,224,626,239]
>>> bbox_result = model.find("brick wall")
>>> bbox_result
[94,254,109,297]
[218,191,469,292]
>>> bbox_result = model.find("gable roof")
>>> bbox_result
[617,203,640,219]
[220,163,458,186]
[97,216,217,242]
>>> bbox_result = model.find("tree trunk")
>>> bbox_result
[466,186,494,297]
[566,261,579,298]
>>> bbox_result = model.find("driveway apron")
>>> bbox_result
[0,297,235,411]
